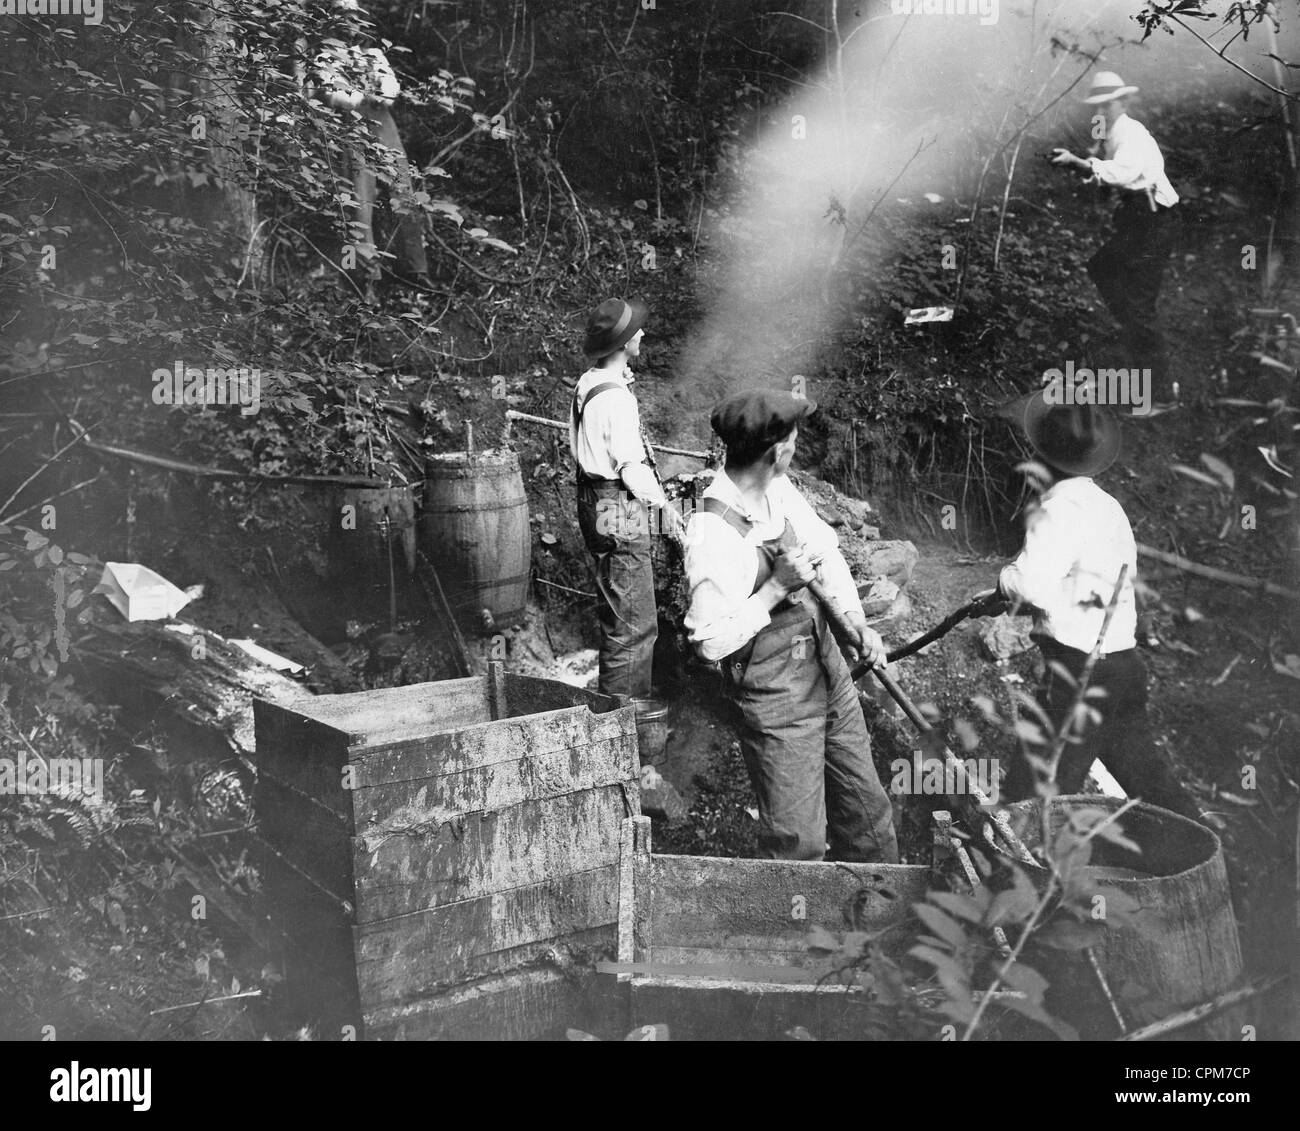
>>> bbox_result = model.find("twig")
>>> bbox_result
[0,426,96,518]
[149,989,262,1015]
[1118,977,1284,1042]
[533,576,595,599]
[0,473,104,527]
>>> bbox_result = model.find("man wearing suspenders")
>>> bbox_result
[682,391,899,863]
[570,298,683,700]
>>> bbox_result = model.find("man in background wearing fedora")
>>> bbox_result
[570,298,683,700]
[975,391,1200,820]
[683,390,899,863]
[1051,71,1179,385]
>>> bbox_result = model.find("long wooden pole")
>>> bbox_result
[504,409,710,461]
[1137,543,1300,602]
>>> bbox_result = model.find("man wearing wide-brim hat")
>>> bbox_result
[1050,71,1179,382]
[569,297,683,700]
[682,390,899,863]
[974,390,1200,820]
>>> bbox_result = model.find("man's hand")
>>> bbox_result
[971,586,1009,618]
[843,612,886,667]
[1050,147,1085,170]
[772,547,816,593]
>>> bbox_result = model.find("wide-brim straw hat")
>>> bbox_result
[1083,71,1139,104]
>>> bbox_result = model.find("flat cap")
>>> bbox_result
[710,389,816,451]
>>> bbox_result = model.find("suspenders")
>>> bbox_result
[571,379,631,486]
[697,497,797,596]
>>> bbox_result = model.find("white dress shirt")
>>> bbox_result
[998,477,1138,654]
[1086,113,1178,208]
[683,471,862,662]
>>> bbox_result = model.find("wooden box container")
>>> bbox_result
[253,664,638,1039]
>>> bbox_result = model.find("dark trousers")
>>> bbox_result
[576,482,657,699]
[726,600,899,863]
[1003,637,1200,821]
[350,103,428,280]
[1086,196,1176,373]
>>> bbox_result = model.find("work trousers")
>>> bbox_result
[1003,637,1200,821]
[1086,196,1176,371]
[349,103,428,280]
[576,481,657,699]
[725,599,899,863]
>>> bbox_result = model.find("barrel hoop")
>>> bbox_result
[422,499,529,515]
[450,573,531,592]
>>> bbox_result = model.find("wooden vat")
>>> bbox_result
[253,664,637,1040]
[1012,795,1245,1041]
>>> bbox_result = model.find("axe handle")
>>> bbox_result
[801,575,1040,869]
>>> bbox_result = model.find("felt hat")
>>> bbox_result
[583,298,649,358]
[710,389,817,453]
[1082,71,1139,104]
[1021,388,1122,478]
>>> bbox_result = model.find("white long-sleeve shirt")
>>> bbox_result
[1085,113,1178,208]
[568,366,663,504]
[998,477,1137,654]
[683,471,862,662]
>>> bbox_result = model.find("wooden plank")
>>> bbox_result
[352,785,628,922]
[649,855,926,950]
[253,699,351,812]
[349,735,638,828]
[500,673,627,719]
[632,818,652,960]
[255,776,354,902]
[363,968,586,1041]
[347,708,635,787]
[628,976,876,1041]
[283,678,492,749]
[256,847,363,1036]
[355,866,619,997]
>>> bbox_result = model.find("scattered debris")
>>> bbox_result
[904,306,954,325]
[94,562,193,621]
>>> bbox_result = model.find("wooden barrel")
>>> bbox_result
[419,449,530,629]
[325,485,417,619]
[1015,796,1244,1040]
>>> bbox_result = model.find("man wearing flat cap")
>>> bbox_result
[975,391,1200,820]
[683,390,898,863]
[1051,71,1179,380]
[570,297,683,700]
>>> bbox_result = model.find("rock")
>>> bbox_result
[859,577,900,617]
[639,765,689,823]
[816,503,845,527]
[853,540,919,591]
[866,590,912,635]
[979,614,1035,661]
